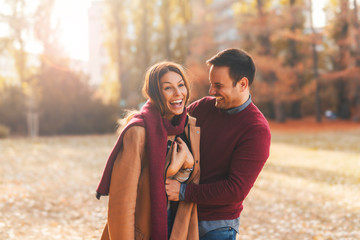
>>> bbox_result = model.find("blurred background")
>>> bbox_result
[1,1,360,239]
[0,0,359,137]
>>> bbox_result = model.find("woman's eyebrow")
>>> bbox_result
[161,78,184,84]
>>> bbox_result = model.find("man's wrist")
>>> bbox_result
[179,183,187,201]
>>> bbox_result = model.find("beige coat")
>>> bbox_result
[100,116,200,240]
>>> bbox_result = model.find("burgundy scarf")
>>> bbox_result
[96,100,187,240]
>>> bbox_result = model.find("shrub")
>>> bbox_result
[0,86,26,135]
[37,66,120,135]
[0,124,10,138]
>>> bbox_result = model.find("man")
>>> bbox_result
[166,48,271,240]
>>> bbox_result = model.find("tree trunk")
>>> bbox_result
[309,0,322,122]
[288,0,298,67]
[338,0,350,70]
[274,101,286,123]
[140,0,150,71]
[26,92,39,138]
[113,7,123,97]
[161,0,171,59]
[288,0,302,119]
[354,0,360,66]
[256,0,271,55]
[337,80,351,119]
[180,0,192,61]
[290,101,302,119]
[336,0,351,118]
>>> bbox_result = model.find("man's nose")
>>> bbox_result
[209,85,216,96]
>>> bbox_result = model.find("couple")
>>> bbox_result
[96,48,271,240]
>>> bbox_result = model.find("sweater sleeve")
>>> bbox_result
[107,126,146,239]
[185,123,271,205]
[187,97,213,120]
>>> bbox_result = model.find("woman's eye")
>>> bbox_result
[164,87,171,90]
[178,83,185,87]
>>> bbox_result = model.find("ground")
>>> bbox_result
[0,119,359,240]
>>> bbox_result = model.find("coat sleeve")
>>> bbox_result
[107,126,146,239]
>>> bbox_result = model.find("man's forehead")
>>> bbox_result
[209,69,232,84]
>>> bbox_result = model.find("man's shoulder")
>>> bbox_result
[245,103,271,133]
[188,96,215,113]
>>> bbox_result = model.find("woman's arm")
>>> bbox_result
[107,126,146,239]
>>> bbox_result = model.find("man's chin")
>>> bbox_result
[215,101,225,109]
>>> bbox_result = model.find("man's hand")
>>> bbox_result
[165,178,181,201]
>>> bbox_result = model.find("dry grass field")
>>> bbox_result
[0,120,359,240]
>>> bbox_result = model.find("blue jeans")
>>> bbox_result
[200,227,237,240]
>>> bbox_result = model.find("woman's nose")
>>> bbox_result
[174,87,181,96]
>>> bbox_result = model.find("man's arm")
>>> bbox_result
[167,124,270,204]
[187,124,270,204]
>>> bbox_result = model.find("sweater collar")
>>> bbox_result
[221,95,252,115]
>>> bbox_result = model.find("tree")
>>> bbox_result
[34,0,64,67]
[0,0,39,136]
[352,0,360,120]
[235,0,300,122]
[326,0,352,119]
[102,0,194,108]
[102,0,128,104]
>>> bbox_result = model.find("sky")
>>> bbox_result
[53,0,92,61]
[312,0,326,28]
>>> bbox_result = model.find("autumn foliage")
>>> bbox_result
[1,0,360,136]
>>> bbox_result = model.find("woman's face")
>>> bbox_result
[160,71,188,120]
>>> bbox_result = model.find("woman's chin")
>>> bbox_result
[170,107,184,115]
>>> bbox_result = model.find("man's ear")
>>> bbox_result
[238,77,249,90]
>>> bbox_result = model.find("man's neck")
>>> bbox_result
[222,95,252,115]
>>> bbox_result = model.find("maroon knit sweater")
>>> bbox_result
[186,97,271,221]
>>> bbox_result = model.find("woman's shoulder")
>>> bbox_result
[187,115,197,127]
[123,125,146,143]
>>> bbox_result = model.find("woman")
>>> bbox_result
[96,62,200,240]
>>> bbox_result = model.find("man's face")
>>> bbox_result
[208,66,245,109]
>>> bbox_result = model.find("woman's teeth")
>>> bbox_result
[171,100,183,105]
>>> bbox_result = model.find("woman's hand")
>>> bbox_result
[166,138,194,178]
[176,138,194,169]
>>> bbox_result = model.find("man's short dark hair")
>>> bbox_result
[206,48,255,86]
